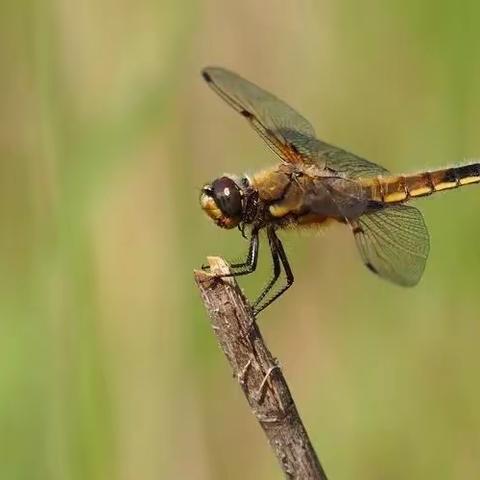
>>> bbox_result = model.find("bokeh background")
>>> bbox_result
[2,1,480,479]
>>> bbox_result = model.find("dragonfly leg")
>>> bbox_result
[253,228,294,316]
[252,228,281,311]
[203,228,259,277]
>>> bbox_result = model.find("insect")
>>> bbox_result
[199,66,480,315]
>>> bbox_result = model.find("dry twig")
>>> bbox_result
[194,256,328,480]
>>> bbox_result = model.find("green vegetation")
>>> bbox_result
[1,1,479,478]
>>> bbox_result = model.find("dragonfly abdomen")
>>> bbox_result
[365,163,480,204]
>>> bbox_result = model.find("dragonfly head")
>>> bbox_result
[200,175,247,229]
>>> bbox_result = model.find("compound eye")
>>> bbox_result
[212,176,242,218]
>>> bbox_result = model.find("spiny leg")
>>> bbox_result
[252,228,281,311]
[203,228,260,278]
[229,228,259,271]
[254,228,294,316]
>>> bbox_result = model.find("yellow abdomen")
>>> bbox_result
[363,163,480,203]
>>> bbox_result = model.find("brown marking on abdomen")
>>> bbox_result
[363,162,480,204]
[405,172,434,198]
[382,175,408,202]
[364,175,409,203]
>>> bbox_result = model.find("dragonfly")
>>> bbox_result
[199,66,480,315]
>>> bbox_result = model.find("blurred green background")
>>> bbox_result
[2,0,480,479]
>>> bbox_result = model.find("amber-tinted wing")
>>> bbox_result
[203,67,390,177]
[352,205,430,286]
[203,66,323,165]
[315,141,390,178]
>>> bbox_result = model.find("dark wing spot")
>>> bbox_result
[202,70,212,82]
[240,109,254,119]
[289,143,299,154]
[365,262,378,274]
[352,226,364,235]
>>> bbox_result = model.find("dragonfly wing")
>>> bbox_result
[352,204,430,286]
[316,141,390,178]
[202,67,321,165]
[203,67,390,175]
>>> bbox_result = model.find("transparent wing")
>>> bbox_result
[202,66,321,165]
[284,135,390,178]
[317,142,390,178]
[352,204,430,286]
[202,66,390,176]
